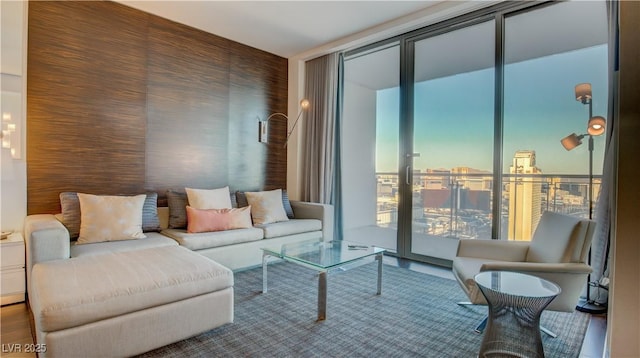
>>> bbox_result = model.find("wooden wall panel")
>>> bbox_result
[227,41,288,192]
[145,16,230,194]
[27,1,148,214]
[27,1,288,214]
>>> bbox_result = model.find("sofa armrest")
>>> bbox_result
[290,201,334,241]
[480,261,593,275]
[456,239,529,262]
[24,214,71,294]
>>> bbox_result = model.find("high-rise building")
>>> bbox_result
[508,150,542,241]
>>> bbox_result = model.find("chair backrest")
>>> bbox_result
[526,211,596,263]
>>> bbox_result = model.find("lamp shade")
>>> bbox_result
[561,133,583,151]
[575,83,592,102]
[300,99,310,110]
[587,116,606,136]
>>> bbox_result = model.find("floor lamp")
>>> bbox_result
[560,82,607,314]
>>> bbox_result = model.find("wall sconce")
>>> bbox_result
[259,99,310,146]
[1,110,19,159]
[1,87,22,159]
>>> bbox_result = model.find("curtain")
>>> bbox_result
[301,53,341,204]
[301,52,344,239]
[590,0,619,306]
[332,54,345,239]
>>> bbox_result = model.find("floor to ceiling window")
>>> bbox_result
[342,42,400,251]
[341,0,608,264]
[409,20,495,260]
[501,1,608,241]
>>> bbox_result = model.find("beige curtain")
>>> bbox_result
[590,0,619,306]
[300,53,341,204]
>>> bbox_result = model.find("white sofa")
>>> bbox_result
[160,201,333,270]
[24,200,333,357]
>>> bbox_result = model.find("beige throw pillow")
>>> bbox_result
[245,189,289,225]
[77,193,147,244]
[186,186,232,209]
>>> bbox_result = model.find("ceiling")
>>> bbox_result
[345,0,608,90]
[117,1,442,58]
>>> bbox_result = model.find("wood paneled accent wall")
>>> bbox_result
[27,1,288,214]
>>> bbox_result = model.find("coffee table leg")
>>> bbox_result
[318,271,327,321]
[376,252,383,295]
[262,252,269,293]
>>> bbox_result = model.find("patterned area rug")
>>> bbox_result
[138,261,589,357]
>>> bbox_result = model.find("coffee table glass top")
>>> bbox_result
[262,239,385,270]
[474,271,561,298]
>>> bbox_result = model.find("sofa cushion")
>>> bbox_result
[526,211,583,263]
[186,186,232,209]
[162,227,264,251]
[236,189,294,219]
[167,190,189,229]
[77,193,147,244]
[141,192,161,232]
[31,246,233,332]
[70,232,178,258]
[257,219,322,239]
[60,192,161,239]
[167,190,238,229]
[186,206,252,233]
[245,189,289,225]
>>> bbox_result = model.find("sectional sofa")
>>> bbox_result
[24,190,333,357]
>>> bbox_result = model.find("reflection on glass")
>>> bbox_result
[502,0,608,240]
[343,44,400,251]
[410,20,495,260]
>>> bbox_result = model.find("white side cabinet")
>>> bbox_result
[1,232,25,305]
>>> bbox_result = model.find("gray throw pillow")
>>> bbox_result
[59,192,161,239]
[60,192,81,239]
[166,190,189,229]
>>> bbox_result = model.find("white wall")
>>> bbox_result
[1,1,27,233]
[341,81,377,230]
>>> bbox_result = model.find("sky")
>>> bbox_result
[375,44,608,175]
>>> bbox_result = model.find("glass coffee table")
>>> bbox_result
[261,239,385,321]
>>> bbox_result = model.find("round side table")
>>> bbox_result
[474,271,561,358]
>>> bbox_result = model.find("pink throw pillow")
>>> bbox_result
[186,206,252,233]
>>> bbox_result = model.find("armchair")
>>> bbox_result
[452,211,596,335]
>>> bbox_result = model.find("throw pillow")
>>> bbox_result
[281,190,295,219]
[186,206,252,233]
[76,193,147,244]
[245,189,289,225]
[167,189,189,229]
[236,189,294,219]
[141,192,161,232]
[60,192,160,238]
[186,186,232,209]
[60,192,82,239]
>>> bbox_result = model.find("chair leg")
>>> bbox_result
[540,325,557,338]
[457,302,487,333]
[457,301,474,306]
[474,316,487,334]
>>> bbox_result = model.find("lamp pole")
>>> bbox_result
[574,85,606,314]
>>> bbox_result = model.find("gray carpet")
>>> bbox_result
[138,261,589,357]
